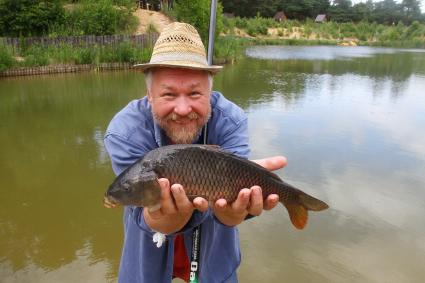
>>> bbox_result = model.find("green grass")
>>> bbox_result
[0,42,153,71]
[0,45,15,71]
[222,17,425,48]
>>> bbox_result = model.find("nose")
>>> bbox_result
[173,97,192,116]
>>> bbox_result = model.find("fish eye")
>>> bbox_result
[122,182,131,192]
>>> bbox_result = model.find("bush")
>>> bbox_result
[246,15,268,36]
[0,45,15,71]
[214,36,240,62]
[174,0,224,45]
[74,48,97,64]
[222,17,236,35]
[0,0,65,37]
[48,44,75,64]
[22,46,49,66]
[52,0,138,36]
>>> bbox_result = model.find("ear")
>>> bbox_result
[147,91,153,103]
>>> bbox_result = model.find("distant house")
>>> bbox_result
[315,14,327,23]
[273,11,287,22]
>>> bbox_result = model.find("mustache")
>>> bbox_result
[166,112,199,121]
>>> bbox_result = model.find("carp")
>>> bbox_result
[104,144,328,229]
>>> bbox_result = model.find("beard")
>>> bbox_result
[153,107,211,144]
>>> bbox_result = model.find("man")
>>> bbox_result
[104,22,286,282]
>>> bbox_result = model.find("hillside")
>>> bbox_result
[133,9,173,34]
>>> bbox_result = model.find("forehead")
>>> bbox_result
[151,68,209,87]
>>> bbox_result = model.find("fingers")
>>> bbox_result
[247,186,263,216]
[193,197,209,212]
[214,198,228,211]
[170,183,193,214]
[252,156,287,171]
[231,188,251,213]
[263,194,279,211]
[147,178,172,219]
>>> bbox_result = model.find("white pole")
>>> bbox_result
[207,0,218,65]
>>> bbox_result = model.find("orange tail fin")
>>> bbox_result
[283,192,328,229]
[285,203,308,229]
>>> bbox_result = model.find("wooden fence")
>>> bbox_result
[0,33,159,51]
[0,63,136,77]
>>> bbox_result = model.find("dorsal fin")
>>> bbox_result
[197,145,284,182]
[198,144,222,151]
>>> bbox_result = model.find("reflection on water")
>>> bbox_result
[246,45,425,61]
[1,47,425,282]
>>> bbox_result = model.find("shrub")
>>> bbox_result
[174,0,224,45]
[55,0,138,36]
[74,48,97,64]
[0,0,65,37]
[22,45,49,66]
[246,15,268,36]
[0,45,15,71]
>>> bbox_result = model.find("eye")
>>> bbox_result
[122,182,131,192]
[161,92,175,99]
[190,92,201,98]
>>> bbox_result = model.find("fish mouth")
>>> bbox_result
[103,195,119,208]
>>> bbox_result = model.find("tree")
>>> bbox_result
[174,0,224,45]
[352,0,374,22]
[222,0,280,18]
[279,0,330,20]
[328,0,356,22]
[400,0,422,24]
[372,0,402,25]
[0,0,65,37]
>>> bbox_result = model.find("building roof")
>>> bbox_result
[273,11,286,20]
[315,14,327,22]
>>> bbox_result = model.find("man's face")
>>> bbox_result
[147,68,212,144]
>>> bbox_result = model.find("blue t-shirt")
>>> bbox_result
[104,91,249,283]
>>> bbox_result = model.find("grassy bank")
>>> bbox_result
[223,17,425,48]
[0,42,152,72]
[2,16,425,73]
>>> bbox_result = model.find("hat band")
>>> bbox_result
[150,52,208,66]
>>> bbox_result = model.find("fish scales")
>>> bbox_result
[148,145,291,203]
[105,144,329,229]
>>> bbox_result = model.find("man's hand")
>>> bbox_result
[213,156,287,227]
[143,178,208,234]
[144,156,287,232]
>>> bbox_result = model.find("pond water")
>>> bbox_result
[1,46,425,283]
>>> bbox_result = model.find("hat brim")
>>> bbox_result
[133,62,223,74]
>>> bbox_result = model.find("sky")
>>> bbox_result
[351,0,425,12]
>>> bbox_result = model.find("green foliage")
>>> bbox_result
[222,0,281,18]
[281,0,330,20]
[74,48,97,64]
[403,20,425,38]
[222,17,236,35]
[59,0,138,36]
[222,0,425,25]
[214,36,238,63]
[0,0,138,37]
[221,13,425,48]
[174,0,223,45]
[0,45,15,71]
[0,41,153,71]
[245,15,268,36]
[22,45,49,66]
[0,0,65,37]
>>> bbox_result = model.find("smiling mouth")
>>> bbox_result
[172,119,194,125]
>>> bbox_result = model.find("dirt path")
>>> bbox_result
[133,8,173,34]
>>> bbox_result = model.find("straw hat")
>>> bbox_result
[133,22,222,74]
